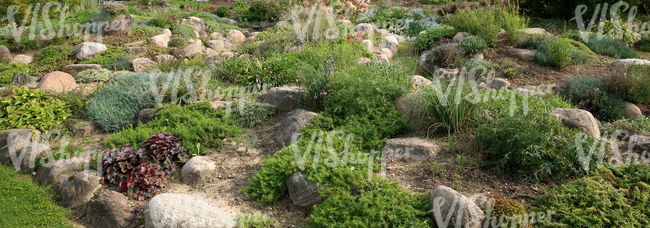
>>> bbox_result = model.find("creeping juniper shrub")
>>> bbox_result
[31,44,75,76]
[104,102,242,156]
[477,112,602,183]
[74,68,120,83]
[216,5,230,17]
[231,100,277,127]
[414,25,455,52]
[532,165,650,227]
[172,23,195,38]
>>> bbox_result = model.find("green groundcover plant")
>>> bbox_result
[533,164,650,227]
[0,86,71,132]
[104,102,242,156]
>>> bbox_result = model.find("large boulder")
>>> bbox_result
[226,29,246,44]
[260,86,305,113]
[520,28,553,37]
[452,32,470,43]
[0,45,10,61]
[206,40,226,52]
[144,193,236,228]
[36,157,87,185]
[87,190,132,228]
[11,142,50,172]
[610,59,650,70]
[36,71,77,94]
[126,46,148,58]
[287,171,323,207]
[104,14,133,36]
[183,43,205,58]
[395,92,432,126]
[0,129,37,164]
[550,108,601,139]
[384,137,439,161]
[58,171,102,208]
[131,58,157,72]
[508,48,536,62]
[74,42,107,61]
[150,34,170,48]
[62,64,101,77]
[182,156,217,186]
[622,102,643,120]
[11,54,32,64]
[183,17,206,32]
[429,186,485,228]
[278,109,319,146]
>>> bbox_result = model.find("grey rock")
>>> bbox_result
[622,102,642,120]
[74,42,107,61]
[260,86,305,113]
[144,193,236,228]
[488,78,510,90]
[71,121,100,137]
[136,109,158,127]
[169,48,184,59]
[104,15,133,36]
[131,58,157,72]
[58,171,102,208]
[0,129,37,164]
[182,156,216,186]
[384,137,439,161]
[429,186,485,228]
[13,73,32,85]
[62,64,101,77]
[152,54,177,64]
[36,157,87,185]
[287,171,323,207]
[126,46,148,58]
[0,45,10,61]
[183,43,205,58]
[452,32,470,43]
[11,54,32,64]
[150,34,170,48]
[550,108,601,139]
[87,190,131,228]
[508,48,536,62]
[278,109,319,146]
[610,59,650,70]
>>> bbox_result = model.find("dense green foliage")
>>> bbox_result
[516,36,594,68]
[0,63,30,86]
[80,45,129,68]
[104,102,242,156]
[559,76,625,122]
[31,45,75,76]
[0,165,73,227]
[533,165,650,227]
[0,87,71,131]
[607,65,650,104]
[584,33,639,59]
[447,6,526,46]
[74,68,121,83]
[458,35,488,55]
[414,25,455,52]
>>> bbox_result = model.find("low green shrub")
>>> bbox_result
[532,165,650,227]
[231,100,277,127]
[464,59,497,78]
[601,116,650,136]
[74,68,120,83]
[594,19,640,47]
[446,7,498,47]
[459,35,488,55]
[104,102,242,156]
[423,43,463,71]
[216,5,231,17]
[171,23,195,38]
[80,45,129,68]
[0,63,30,86]
[236,213,276,228]
[536,37,590,68]
[414,25,455,52]
[607,65,650,104]
[31,44,75,76]
[559,76,625,122]
[477,112,601,183]
[240,0,292,22]
[584,33,639,59]
[107,55,132,71]
[168,36,189,49]
[205,20,243,34]
[0,86,71,131]
[57,88,89,120]
[86,73,156,132]
[418,0,451,5]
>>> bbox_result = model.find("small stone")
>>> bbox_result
[287,171,323,207]
[11,54,32,64]
[59,171,102,208]
[489,78,510,90]
[131,58,157,72]
[126,47,148,58]
[182,156,217,186]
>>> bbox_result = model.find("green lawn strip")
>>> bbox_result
[0,165,73,228]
